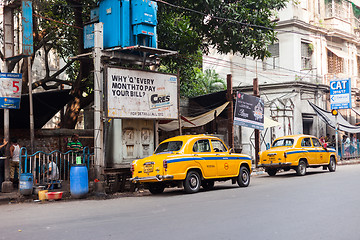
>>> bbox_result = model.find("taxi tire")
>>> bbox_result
[201,180,215,190]
[328,156,336,172]
[296,160,307,176]
[184,171,201,194]
[148,183,165,194]
[237,166,250,187]
[267,168,277,176]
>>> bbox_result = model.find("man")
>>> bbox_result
[47,159,59,190]
[10,138,20,187]
[67,134,83,151]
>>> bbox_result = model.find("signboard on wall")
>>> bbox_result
[234,92,264,130]
[330,78,351,110]
[0,73,22,109]
[106,67,178,119]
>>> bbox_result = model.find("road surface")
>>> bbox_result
[1,164,359,240]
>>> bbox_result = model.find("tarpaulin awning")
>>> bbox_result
[326,46,348,59]
[308,101,360,133]
[264,116,280,128]
[159,102,229,131]
[0,90,73,129]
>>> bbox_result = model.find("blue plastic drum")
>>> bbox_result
[19,173,33,195]
[70,165,89,198]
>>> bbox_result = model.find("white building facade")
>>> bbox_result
[204,0,360,157]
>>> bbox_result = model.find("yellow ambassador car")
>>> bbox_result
[259,134,337,176]
[131,135,252,194]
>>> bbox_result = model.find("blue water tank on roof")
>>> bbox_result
[99,0,131,49]
[131,0,157,48]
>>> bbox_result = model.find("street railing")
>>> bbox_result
[19,147,93,185]
[339,142,360,160]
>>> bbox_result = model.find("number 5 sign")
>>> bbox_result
[0,73,23,109]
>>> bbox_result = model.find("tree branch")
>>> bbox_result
[32,78,73,90]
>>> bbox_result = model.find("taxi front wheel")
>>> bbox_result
[296,160,307,176]
[237,166,250,187]
[184,171,201,194]
[328,156,336,172]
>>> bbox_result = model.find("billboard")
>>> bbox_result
[106,67,178,119]
[0,73,22,109]
[234,92,264,130]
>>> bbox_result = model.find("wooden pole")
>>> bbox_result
[227,74,234,150]
[253,78,260,167]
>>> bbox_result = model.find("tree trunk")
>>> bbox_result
[61,0,93,128]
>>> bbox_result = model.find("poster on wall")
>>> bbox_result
[0,73,22,109]
[106,67,178,119]
[234,92,264,130]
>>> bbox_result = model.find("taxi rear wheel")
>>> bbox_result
[184,171,201,194]
[201,180,215,190]
[296,160,307,176]
[266,168,277,176]
[328,156,336,172]
[237,166,250,187]
[148,183,165,194]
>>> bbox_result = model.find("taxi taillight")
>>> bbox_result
[130,163,135,173]
[163,159,168,169]
[284,152,287,158]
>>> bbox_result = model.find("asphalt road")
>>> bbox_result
[1,164,360,240]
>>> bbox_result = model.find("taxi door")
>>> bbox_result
[311,137,327,164]
[300,137,316,164]
[192,139,217,177]
[212,139,238,176]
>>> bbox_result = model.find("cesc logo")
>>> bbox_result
[150,93,171,109]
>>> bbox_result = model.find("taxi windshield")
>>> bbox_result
[272,139,294,147]
[155,141,183,154]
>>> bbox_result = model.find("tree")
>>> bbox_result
[3,0,287,128]
[157,0,288,97]
[6,0,96,128]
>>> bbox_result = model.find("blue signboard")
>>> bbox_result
[0,73,22,109]
[22,0,34,55]
[330,78,351,110]
[234,92,264,130]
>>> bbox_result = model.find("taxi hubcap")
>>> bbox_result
[242,171,248,182]
[190,176,198,188]
[300,164,305,173]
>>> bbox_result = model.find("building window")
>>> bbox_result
[327,50,344,73]
[263,43,279,70]
[325,0,351,19]
[301,42,312,70]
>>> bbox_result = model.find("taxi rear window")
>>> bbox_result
[272,139,294,147]
[155,141,183,154]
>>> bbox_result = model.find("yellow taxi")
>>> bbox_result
[130,134,252,194]
[259,134,337,176]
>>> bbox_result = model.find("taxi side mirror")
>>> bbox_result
[266,143,270,150]
[229,148,234,154]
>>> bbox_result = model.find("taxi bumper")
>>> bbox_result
[130,175,174,182]
[258,162,292,168]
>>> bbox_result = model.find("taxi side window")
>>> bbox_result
[301,138,312,147]
[211,140,227,152]
[193,140,211,152]
[312,138,321,147]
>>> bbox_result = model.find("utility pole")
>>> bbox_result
[1,5,13,192]
[93,23,105,194]
[227,74,234,150]
[253,78,260,167]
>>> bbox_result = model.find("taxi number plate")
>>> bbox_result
[144,164,154,173]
